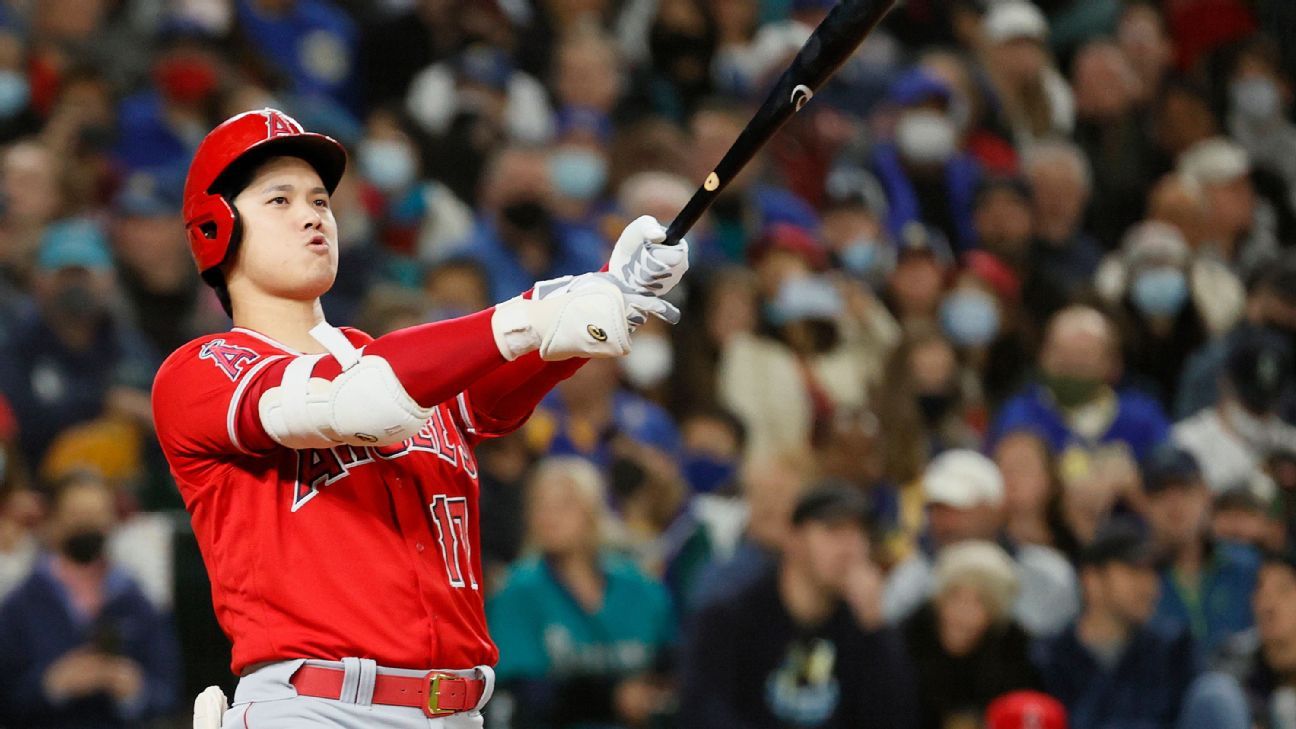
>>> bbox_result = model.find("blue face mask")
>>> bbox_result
[549,149,607,201]
[838,236,893,286]
[939,289,1000,347]
[1131,268,1188,318]
[682,454,738,494]
[0,70,28,119]
[358,139,418,193]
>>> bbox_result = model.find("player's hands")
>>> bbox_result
[536,272,681,330]
[614,675,671,727]
[493,274,631,361]
[609,215,689,299]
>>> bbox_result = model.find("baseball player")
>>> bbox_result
[151,108,688,728]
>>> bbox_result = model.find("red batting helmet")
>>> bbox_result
[182,108,347,273]
[985,691,1067,729]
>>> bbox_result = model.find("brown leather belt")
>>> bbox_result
[290,664,485,717]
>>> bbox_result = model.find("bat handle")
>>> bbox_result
[661,188,717,246]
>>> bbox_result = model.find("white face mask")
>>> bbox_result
[619,332,673,389]
[896,109,957,165]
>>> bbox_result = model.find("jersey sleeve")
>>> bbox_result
[151,335,291,459]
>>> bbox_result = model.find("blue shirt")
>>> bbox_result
[1154,541,1260,662]
[237,0,360,113]
[0,557,181,728]
[113,90,198,177]
[988,383,1171,464]
[455,215,608,304]
[529,390,682,468]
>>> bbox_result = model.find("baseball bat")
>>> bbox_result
[662,0,898,246]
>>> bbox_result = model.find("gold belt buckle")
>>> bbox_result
[424,673,456,716]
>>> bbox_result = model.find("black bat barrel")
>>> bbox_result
[662,0,897,246]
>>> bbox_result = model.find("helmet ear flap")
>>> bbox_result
[185,193,240,271]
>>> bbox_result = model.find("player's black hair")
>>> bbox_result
[201,145,303,318]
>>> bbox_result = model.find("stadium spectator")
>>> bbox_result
[884,449,1079,637]
[1173,329,1296,495]
[902,540,1039,729]
[0,471,180,728]
[488,457,675,729]
[679,484,919,729]
[989,305,1171,464]
[0,219,157,469]
[1143,445,1260,661]
[1033,518,1249,729]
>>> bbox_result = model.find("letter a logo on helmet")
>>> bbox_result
[183,108,347,274]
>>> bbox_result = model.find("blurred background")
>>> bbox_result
[0,0,1295,728]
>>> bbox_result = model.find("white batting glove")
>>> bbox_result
[535,272,681,331]
[492,273,678,361]
[609,215,689,298]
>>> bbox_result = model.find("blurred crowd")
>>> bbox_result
[0,0,1295,728]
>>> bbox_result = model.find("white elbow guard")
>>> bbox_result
[258,324,433,449]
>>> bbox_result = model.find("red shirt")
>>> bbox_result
[153,325,503,674]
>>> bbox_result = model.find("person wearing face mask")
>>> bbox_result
[988,305,1172,469]
[0,220,158,471]
[1173,330,1296,495]
[0,471,180,728]
[456,145,608,303]
[871,68,983,252]
[547,106,613,228]
[823,166,895,290]
[1099,222,1212,409]
[115,29,226,177]
[1225,37,1296,217]
[355,110,475,267]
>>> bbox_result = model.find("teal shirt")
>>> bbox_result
[488,554,676,682]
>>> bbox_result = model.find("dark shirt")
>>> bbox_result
[902,603,1040,729]
[0,311,157,466]
[0,558,181,729]
[679,564,919,729]
[1033,620,1199,729]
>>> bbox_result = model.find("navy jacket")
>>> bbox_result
[0,558,181,729]
[1033,620,1199,729]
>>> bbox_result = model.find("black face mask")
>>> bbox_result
[51,282,106,321]
[61,530,107,565]
[916,391,957,426]
[649,26,714,94]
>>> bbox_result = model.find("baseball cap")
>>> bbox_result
[984,1,1049,44]
[985,691,1068,729]
[1078,518,1159,568]
[767,275,844,326]
[1120,221,1190,271]
[456,45,513,91]
[923,449,1005,509]
[1225,328,1294,414]
[895,221,954,268]
[749,223,829,270]
[962,250,1022,302]
[114,170,184,217]
[824,166,889,216]
[791,483,871,527]
[555,106,612,145]
[888,68,952,107]
[974,175,1033,207]
[1141,445,1204,494]
[38,219,113,272]
[1178,137,1250,187]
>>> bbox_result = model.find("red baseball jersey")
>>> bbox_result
[153,325,504,675]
